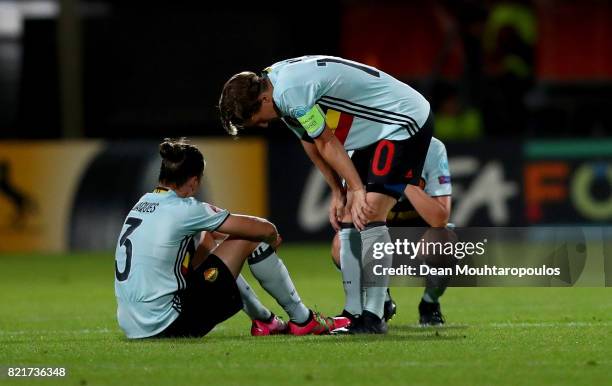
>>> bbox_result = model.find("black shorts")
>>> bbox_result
[351,111,433,199]
[156,254,242,338]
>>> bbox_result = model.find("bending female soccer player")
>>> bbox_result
[114,138,349,338]
[220,56,434,333]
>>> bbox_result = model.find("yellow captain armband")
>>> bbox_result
[296,104,326,135]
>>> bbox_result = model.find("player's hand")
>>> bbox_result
[349,189,373,230]
[329,191,346,231]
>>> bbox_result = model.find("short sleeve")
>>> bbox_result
[181,199,230,233]
[423,140,452,197]
[278,84,325,139]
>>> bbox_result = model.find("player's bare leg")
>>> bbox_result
[212,238,258,278]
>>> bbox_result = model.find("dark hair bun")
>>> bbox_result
[159,139,184,163]
[158,137,205,187]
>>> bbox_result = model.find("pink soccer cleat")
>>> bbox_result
[330,315,351,331]
[287,310,351,336]
[250,314,288,336]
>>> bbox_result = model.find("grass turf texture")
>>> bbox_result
[1,244,611,386]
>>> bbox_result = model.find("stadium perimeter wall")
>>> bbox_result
[0,138,610,252]
[0,139,267,252]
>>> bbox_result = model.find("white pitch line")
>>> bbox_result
[0,325,227,336]
[490,321,612,328]
[0,321,610,336]
[0,328,113,336]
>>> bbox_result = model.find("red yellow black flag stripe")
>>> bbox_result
[325,109,354,145]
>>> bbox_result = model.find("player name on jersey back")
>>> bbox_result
[131,202,159,214]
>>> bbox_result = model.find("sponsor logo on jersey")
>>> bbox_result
[203,267,218,282]
[291,106,308,118]
[438,175,451,184]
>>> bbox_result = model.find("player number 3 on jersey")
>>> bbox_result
[115,217,143,282]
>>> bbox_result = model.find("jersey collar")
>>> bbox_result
[153,186,170,194]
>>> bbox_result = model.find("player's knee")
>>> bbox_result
[364,192,397,223]
[363,208,391,225]
[362,206,390,224]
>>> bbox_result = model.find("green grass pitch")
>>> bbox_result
[1,244,611,386]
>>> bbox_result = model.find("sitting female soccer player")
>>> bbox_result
[114,138,349,338]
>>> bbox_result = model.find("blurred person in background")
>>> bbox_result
[482,0,536,136]
[432,82,483,140]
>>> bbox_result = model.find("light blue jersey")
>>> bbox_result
[114,188,229,339]
[267,55,430,150]
[422,137,452,197]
